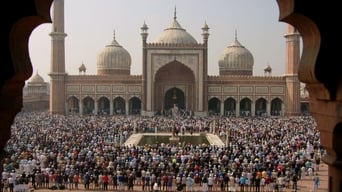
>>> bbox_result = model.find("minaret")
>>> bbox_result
[49,0,67,114]
[140,21,148,115]
[201,21,209,113]
[284,24,301,116]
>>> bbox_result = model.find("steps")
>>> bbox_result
[205,133,225,146]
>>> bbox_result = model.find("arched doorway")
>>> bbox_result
[164,87,185,112]
[301,101,309,115]
[271,98,282,116]
[224,97,236,116]
[67,96,79,114]
[255,98,267,116]
[208,97,220,115]
[129,97,141,114]
[240,97,251,116]
[155,61,195,113]
[83,96,94,115]
[98,97,110,115]
[3,1,338,191]
[113,97,125,115]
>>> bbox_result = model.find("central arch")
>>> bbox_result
[2,1,338,191]
[154,61,195,113]
[164,87,185,110]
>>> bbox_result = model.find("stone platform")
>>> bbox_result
[124,132,225,146]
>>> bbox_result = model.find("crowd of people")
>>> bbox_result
[1,111,325,192]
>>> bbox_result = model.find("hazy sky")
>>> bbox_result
[28,0,289,82]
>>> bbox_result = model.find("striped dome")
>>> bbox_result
[30,72,44,83]
[153,11,197,44]
[96,32,131,75]
[219,34,254,76]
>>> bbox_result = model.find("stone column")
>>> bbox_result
[236,102,240,117]
[79,99,83,115]
[125,99,129,115]
[266,101,271,116]
[94,100,98,115]
[251,101,255,116]
[110,100,113,115]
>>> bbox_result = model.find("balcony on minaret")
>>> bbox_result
[201,21,210,42]
[140,21,149,40]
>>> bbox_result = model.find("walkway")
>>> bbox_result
[124,132,225,147]
[205,133,225,146]
[123,133,143,146]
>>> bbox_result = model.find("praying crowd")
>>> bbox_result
[1,112,325,192]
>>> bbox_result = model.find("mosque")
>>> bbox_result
[24,0,308,117]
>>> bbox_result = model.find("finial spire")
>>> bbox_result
[141,20,149,40]
[202,20,209,31]
[113,30,116,40]
[235,29,237,40]
[141,20,148,30]
[174,6,177,20]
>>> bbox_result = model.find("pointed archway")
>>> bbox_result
[271,98,282,116]
[224,97,236,116]
[255,98,267,116]
[82,96,95,115]
[113,97,125,115]
[208,97,220,115]
[67,96,79,114]
[129,97,141,114]
[98,97,110,115]
[164,87,185,111]
[1,1,339,191]
[155,61,195,113]
[240,97,251,116]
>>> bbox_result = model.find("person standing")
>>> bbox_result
[7,175,14,192]
[202,175,208,192]
[313,173,319,192]
[102,173,109,191]
[127,174,134,191]
[254,175,261,192]
[83,172,90,190]
[73,173,79,190]
[292,174,298,192]
[207,174,213,192]
[153,182,159,192]
[186,175,194,192]
[239,175,246,192]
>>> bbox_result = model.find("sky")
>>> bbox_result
[28,0,289,82]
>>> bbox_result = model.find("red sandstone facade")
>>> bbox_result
[46,0,302,117]
[2,0,340,191]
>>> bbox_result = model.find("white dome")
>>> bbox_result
[218,35,254,76]
[30,72,44,83]
[96,34,131,75]
[153,15,197,44]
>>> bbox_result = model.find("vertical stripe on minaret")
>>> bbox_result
[201,21,209,114]
[284,24,301,116]
[49,0,67,115]
[140,21,148,115]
